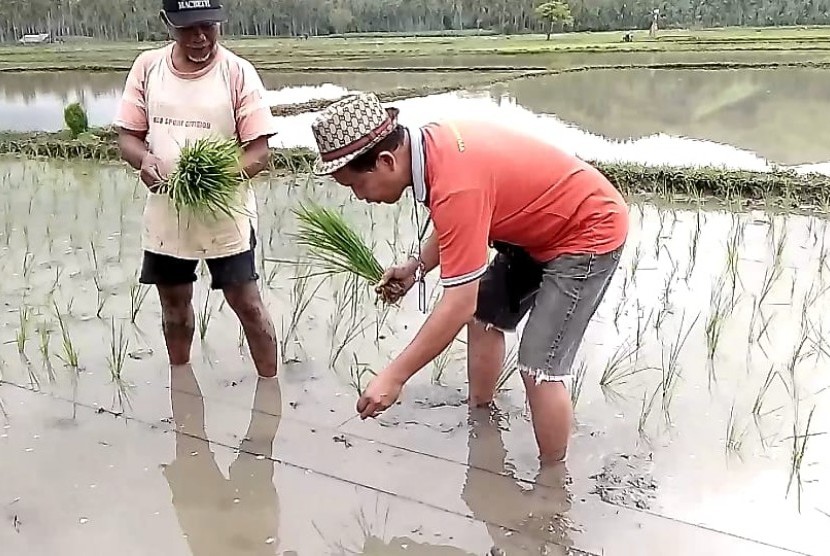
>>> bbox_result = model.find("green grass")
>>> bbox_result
[3,26,830,72]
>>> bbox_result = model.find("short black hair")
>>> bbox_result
[345,124,406,173]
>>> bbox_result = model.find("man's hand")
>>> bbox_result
[356,369,405,419]
[375,257,419,304]
[139,152,164,191]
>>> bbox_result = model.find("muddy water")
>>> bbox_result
[0,158,827,555]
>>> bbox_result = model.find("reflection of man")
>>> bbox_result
[113,0,278,378]
[309,93,627,465]
[162,365,281,555]
[462,408,573,554]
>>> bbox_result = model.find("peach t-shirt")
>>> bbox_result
[113,43,278,260]
[419,120,629,287]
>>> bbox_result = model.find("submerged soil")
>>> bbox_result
[0,158,827,555]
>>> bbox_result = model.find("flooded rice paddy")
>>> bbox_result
[0,151,827,554]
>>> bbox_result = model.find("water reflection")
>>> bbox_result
[500,68,830,165]
[271,92,781,172]
[3,65,829,167]
[462,407,574,554]
[163,365,281,556]
[0,70,487,131]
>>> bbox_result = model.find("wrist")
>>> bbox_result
[385,362,411,386]
[405,255,423,275]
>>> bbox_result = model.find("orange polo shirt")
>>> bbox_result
[421,120,629,287]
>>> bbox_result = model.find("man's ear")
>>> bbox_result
[376,151,396,171]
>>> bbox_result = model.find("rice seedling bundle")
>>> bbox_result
[292,201,404,303]
[157,136,244,219]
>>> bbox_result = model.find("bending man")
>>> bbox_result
[310,93,628,463]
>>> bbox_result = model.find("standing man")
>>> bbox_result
[113,0,279,378]
[310,93,628,464]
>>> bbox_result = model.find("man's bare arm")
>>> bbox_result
[116,128,149,171]
[240,135,271,179]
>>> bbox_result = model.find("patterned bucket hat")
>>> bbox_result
[311,93,399,175]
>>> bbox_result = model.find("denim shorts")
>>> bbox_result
[474,242,623,382]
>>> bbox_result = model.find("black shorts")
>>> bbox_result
[139,230,260,290]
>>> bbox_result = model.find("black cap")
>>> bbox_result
[161,0,226,29]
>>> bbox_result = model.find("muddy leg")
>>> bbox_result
[223,282,278,378]
[466,319,505,406]
[157,284,195,365]
[521,373,572,465]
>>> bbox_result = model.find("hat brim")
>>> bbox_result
[164,7,227,29]
[313,108,399,176]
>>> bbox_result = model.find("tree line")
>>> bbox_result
[2,0,829,43]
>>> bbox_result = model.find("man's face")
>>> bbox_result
[331,152,408,204]
[172,22,219,63]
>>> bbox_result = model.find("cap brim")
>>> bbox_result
[313,128,396,176]
[164,7,227,28]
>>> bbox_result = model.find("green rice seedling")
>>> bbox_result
[157,136,245,219]
[638,384,660,436]
[330,314,370,368]
[106,318,130,382]
[789,273,797,302]
[613,292,627,332]
[374,304,392,345]
[654,304,670,338]
[129,282,150,324]
[662,257,679,306]
[53,301,79,369]
[787,406,816,512]
[93,274,107,318]
[785,328,811,414]
[292,201,384,289]
[774,222,788,269]
[88,240,100,274]
[431,346,453,385]
[629,244,643,277]
[196,291,215,341]
[653,225,661,256]
[21,251,34,279]
[15,306,31,355]
[599,342,646,387]
[265,260,280,288]
[818,228,829,277]
[570,360,588,410]
[705,278,730,379]
[635,303,653,353]
[755,304,777,348]
[661,311,700,421]
[347,354,377,398]
[752,365,777,417]
[725,403,748,457]
[48,265,64,299]
[620,267,630,293]
[280,267,323,362]
[726,229,742,295]
[747,295,759,346]
[496,344,519,392]
[802,281,830,320]
[758,263,783,307]
[329,277,360,343]
[36,322,55,383]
